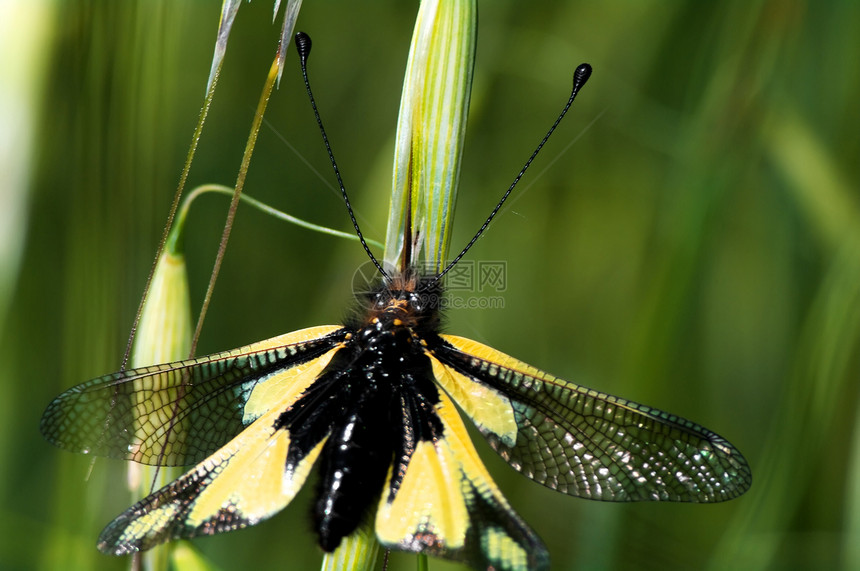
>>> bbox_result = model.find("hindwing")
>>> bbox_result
[376,389,548,571]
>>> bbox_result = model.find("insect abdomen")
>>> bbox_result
[313,397,394,551]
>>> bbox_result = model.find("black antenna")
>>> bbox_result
[295,32,389,279]
[433,63,593,283]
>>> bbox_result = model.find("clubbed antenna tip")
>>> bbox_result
[295,31,311,65]
[573,63,592,91]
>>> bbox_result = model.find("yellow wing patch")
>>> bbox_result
[428,352,517,446]
[238,325,343,352]
[482,526,530,571]
[440,334,551,383]
[375,390,545,571]
[375,439,468,550]
[185,425,313,527]
[243,338,341,423]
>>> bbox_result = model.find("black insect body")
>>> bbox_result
[305,273,447,551]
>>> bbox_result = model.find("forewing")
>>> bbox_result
[376,390,548,571]
[97,378,331,555]
[434,335,752,503]
[41,325,344,466]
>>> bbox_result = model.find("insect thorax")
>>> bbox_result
[350,270,443,340]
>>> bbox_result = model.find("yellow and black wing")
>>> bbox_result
[375,389,548,571]
[96,378,331,554]
[44,325,348,554]
[432,335,752,503]
[40,325,345,467]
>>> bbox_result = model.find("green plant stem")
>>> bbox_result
[168,184,383,255]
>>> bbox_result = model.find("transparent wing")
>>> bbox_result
[434,335,752,503]
[40,326,345,466]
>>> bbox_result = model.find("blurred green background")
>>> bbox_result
[2,1,859,570]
